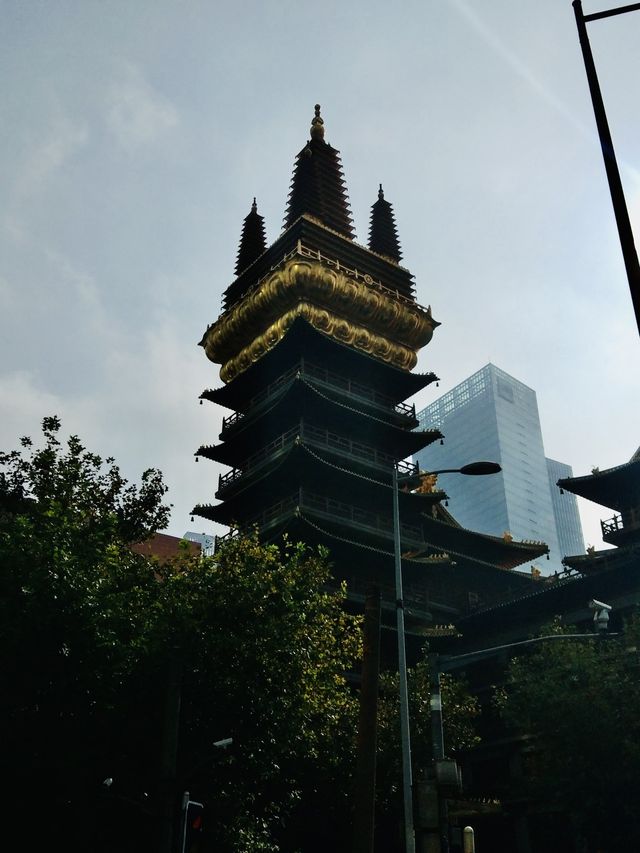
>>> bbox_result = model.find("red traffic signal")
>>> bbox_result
[180,794,204,853]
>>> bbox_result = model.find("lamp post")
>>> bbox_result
[572,0,640,337]
[392,460,501,853]
[392,463,417,853]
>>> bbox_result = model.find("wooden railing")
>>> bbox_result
[217,424,418,494]
[220,359,415,434]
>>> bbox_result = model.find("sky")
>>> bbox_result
[1,0,639,553]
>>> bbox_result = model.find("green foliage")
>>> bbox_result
[498,617,640,850]
[0,418,171,850]
[0,419,362,852]
[151,533,362,851]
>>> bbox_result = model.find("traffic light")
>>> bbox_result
[180,793,204,853]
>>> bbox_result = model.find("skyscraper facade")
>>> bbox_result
[415,364,584,569]
[545,458,585,558]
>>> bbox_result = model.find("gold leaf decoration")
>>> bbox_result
[202,258,438,370]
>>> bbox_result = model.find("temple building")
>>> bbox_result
[192,106,548,630]
[443,446,640,853]
[558,447,640,583]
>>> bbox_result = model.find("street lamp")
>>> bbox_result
[392,460,501,853]
[431,462,501,477]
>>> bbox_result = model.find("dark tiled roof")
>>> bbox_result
[220,216,417,309]
[558,453,640,511]
[200,318,437,407]
[235,198,266,276]
[284,105,354,239]
[368,185,402,263]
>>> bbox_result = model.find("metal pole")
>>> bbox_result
[429,654,449,853]
[463,826,475,853]
[573,0,640,337]
[393,465,416,853]
[428,655,444,762]
[180,791,189,853]
[353,585,382,853]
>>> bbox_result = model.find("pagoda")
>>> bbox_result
[558,447,640,577]
[193,106,547,627]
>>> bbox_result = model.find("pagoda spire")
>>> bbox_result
[284,104,355,240]
[368,184,402,263]
[235,197,267,276]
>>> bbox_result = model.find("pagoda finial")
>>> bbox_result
[369,183,402,263]
[310,103,325,141]
[284,105,354,239]
[235,197,267,276]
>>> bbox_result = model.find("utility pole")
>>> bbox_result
[392,464,416,853]
[573,0,640,336]
[353,585,382,853]
[159,649,183,853]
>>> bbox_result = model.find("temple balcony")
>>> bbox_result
[600,508,640,547]
[215,425,418,498]
[302,361,417,424]
[213,487,431,552]
[219,359,417,438]
[297,488,423,543]
[199,319,438,413]
[216,426,300,493]
[220,367,298,432]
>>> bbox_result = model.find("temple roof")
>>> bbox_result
[368,185,402,263]
[418,513,548,571]
[457,540,640,644]
[200,318,438,409]
[194,486,543,572]
[284,105,355,240]
[220,215,417,309]
[206,441,447,522]
[214,373,420,448]
[196,407,441,467]
[563,542,640,573]
[235,198,266,276]
[558,450,640,511]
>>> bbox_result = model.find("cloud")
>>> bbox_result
[0,275,13,313]
[17,116,88,198]
[449,0,589,137]
[43,247,102,310]
[2,214,29,246]
[0,319,218,539]
[0,372,71,448]
[106,62,179,153]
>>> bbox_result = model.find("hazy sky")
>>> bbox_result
[1,0,638,552]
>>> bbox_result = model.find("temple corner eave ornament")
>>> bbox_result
[200,258,440,382]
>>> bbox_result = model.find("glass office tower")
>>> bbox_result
[415,364,583,570]
[545,458,585,558]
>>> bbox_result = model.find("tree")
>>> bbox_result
[497,618,640,852]
[145,532,362,852]
[1,419,481,852]
[0,417,171,851]
[0,418,362,852]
